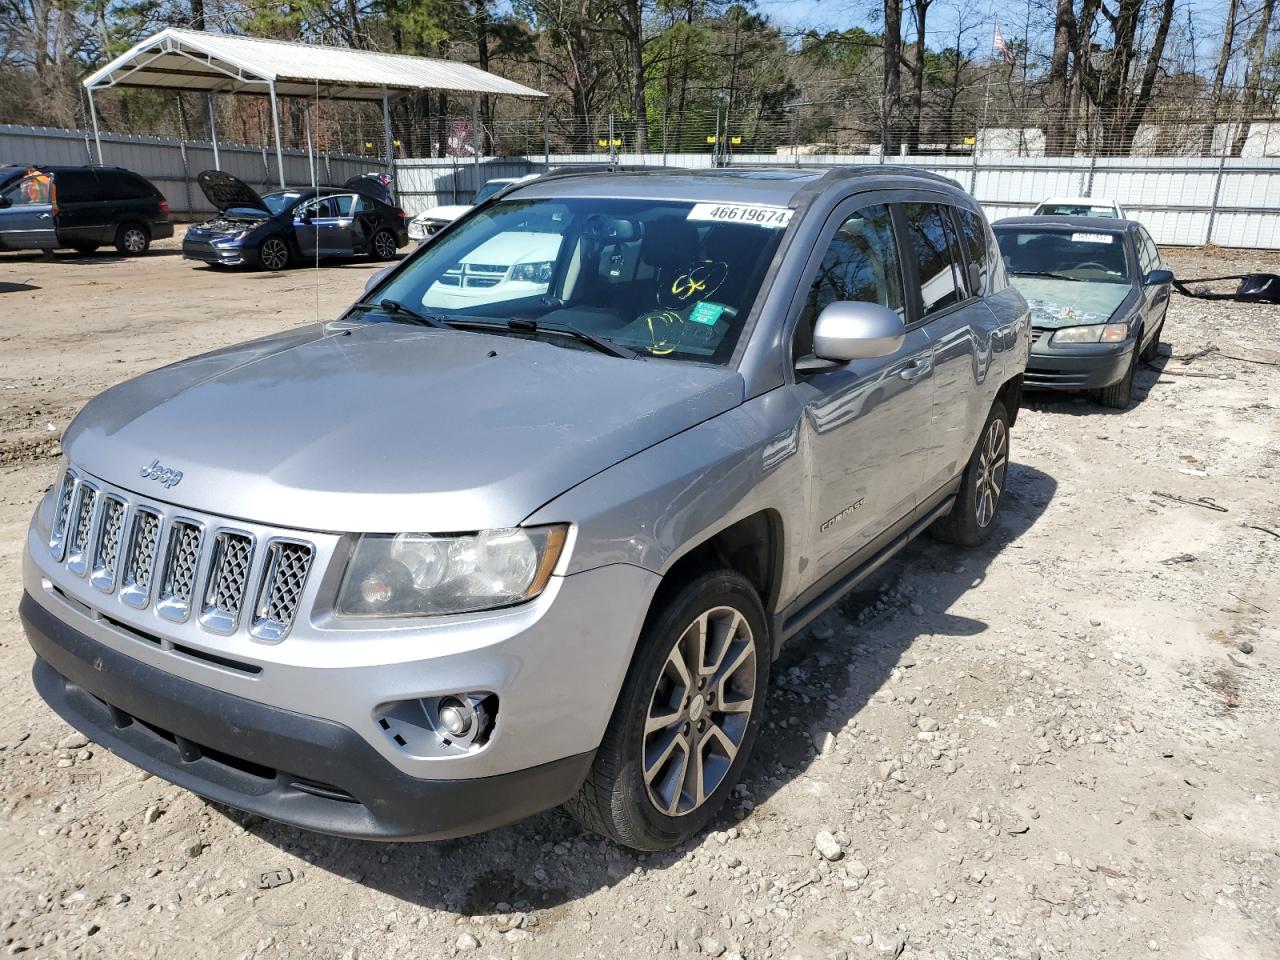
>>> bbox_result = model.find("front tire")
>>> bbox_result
[931,400,1010,547]
[255,236,292,271]
[114,223,149,256]
[1094,345,1138,408]
[566,570,769,851]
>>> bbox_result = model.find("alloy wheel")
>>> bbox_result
[261,238,289,270]
[373,231,396,259]
[122,228,147,254]
[974,418,1008,528]
[642,605,756,817]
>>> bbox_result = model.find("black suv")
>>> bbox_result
[0,165,173,256]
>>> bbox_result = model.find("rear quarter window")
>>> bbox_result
[96,171,155,201]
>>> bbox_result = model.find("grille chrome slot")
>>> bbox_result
[250,540,314,642]
[90,495,128,593]
[49,471,76,561]
[156,520,204,623]
[65,482,100,577]
[120,507,162,608]
[199,531,255,633]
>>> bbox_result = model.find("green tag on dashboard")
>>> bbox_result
[689,301,725,326]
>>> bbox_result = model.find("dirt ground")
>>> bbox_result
[0,232,1277,960]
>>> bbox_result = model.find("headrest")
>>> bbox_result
[641,216,700,269]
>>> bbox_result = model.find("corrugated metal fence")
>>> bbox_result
[5,123,1279,247]
[0,124,378,216]
[396,152,1280,249]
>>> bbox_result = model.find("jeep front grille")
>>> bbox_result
[90,496,127,592]
[251,541,314,642]
[200,531,253,632]
[66,482,99,576]
[45,469,318,642]
[120,508,161,607]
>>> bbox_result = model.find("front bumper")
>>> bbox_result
[182,237,246,265]
[1025,341,1135,391]
[22,592,592,840]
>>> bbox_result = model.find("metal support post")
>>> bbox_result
[268,81,286,187]
[87,88,103,164]
[207,93,220,170]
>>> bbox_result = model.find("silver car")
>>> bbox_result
[21,167,1029,850]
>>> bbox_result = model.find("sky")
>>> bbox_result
[752,0,1240,80]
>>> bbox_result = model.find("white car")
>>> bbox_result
[421,231,562,309]
[1032,196,1126,219]
[407,177,526,241]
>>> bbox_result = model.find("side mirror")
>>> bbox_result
[0,197,10,209]
[363,265,392,295]
[810,301,906,363]
[967,262,982,293]
[1145,268,1173,286]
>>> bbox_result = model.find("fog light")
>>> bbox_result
[437,696,473,737]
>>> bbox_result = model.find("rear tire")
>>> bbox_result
[255,236,291,271]
[1094,346,1137,408]
[370,229,398,261]
[566,570,769,851]
[114,223,149,256]
[931,400,1010,547]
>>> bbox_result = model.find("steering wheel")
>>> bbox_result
[1077,261,1109,272]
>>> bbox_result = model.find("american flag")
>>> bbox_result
[993,20,1014,65]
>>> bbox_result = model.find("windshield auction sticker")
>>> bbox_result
[688,203,794,228]
[1071,232,1114,244]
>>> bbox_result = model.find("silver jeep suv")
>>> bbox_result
[21,167,1029,850]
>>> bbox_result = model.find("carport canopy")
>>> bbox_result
[83,28,547,186]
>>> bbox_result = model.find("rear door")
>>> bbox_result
[293,194,356,258]
[917,202,1003,497]
[0,173,56,249]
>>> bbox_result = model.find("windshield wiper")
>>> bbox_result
[1011,270,1089,282]
[506,317,639,359]
[350,299,453,329]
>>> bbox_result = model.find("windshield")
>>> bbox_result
[261,191,306,216]
[994,228,1131,283]
[472,180,512,204]
[366,196,789,363]
[1035,202,1117,217]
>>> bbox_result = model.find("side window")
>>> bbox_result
[955,208,992,295]
[1139,229,1160,273]
[3,174,51,206]
[902,202,966,315]
[95,172,138,200]
[51,170,96,203]
[331,194,355,217]
[795,203,905,358]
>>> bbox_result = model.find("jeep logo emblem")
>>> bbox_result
[140,458,183,488]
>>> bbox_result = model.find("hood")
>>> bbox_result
[413,205,471,223]
[197,170,268,213]
[1009,276,1135,329]
[62,324,744,533]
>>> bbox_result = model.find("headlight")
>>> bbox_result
[509,260,554,283]
[336,525,568,617]
[1050,322,1129,345]
[214,231,247,244]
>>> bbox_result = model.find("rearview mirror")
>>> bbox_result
[1145,268,1173,286]
[363,266,392,295]
[810,301,906,363]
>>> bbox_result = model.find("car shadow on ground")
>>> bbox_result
[0,281,40,293]
[227,462,1057,915]
[0,249,184,264]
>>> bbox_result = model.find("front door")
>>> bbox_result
[294,194,356,259]
[789,200,935,587]
[0,173,57,249]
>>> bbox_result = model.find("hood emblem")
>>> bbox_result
[140,459,184,489]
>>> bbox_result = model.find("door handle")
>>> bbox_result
[899,356,932,382]
[38,213,52,220]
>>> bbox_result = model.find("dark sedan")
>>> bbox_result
[183,171,409,270]
[993,216,1172,408]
